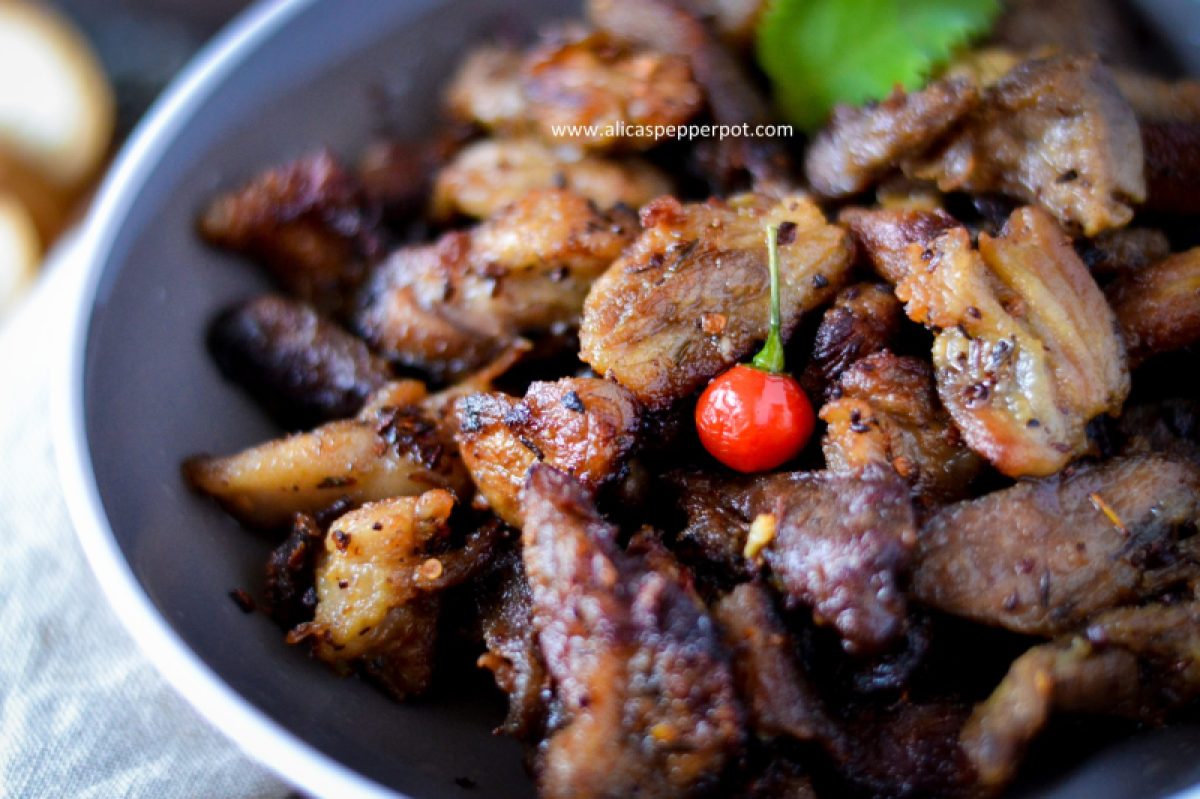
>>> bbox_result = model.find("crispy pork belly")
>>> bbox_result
[714,583,836,742]
[523,30,703,152]
[1075,226,1171,279]
[521,466,744,799]
[963,602,1200,788]
[444,46,531,135]
[908,56,1145,236]
[586,0,791,187]
[288,490,454,698]
[444,31,703,152]
[820,352,984,505]
[839,207,960,285]
[183,381,470,530]
[581,194,852,409]
[207,294,391,429]
[1107,247,1200,366]
[674,469,916,653]
[198,150,380,314]
[475,548,550,740]
[453,377,641,526]
[356,188,637,382]
[805,77,979,199]
[874,206,1128,477]
[430,137,671,220]
[913,456,1200,637]
[799,282,903,400]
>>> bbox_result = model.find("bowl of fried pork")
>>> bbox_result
[57,0,1200,797]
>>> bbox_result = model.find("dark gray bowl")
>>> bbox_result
[54,1,1200,797]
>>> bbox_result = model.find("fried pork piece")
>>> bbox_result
[865,206,1128,477]
[521,466,744,799]
[799,282,903,401]
[908,56,1145,236]
[990,0,1157,68]
[713,583,836,742]
[198,150,380,315]
[183,381,470,530]
[674,469,917,653]
[1075,226,1171,279]
[1114,71,1200,124]
[805,77,980,199]
[1107,247,1200,367]
[453,377,641,527]
[444,46,530,135]
[475,548,549,740]
[820,352,984,505]
[430,137,671,220]
[586,0,792,188]
[524,29,703,152]
[288,491,457,699]
[963,602,1200,788]
[356,188,637,383]
[208,294,392,429]
[913,455,1200,637]
[264,513,324,629]
[444,31,703,152]
[1138,120,1200,215]
[581,194,852,409]
[840,206,960,285]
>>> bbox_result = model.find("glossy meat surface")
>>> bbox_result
[356,188,636,382]
[431,137,671,220]
[454,377,641,526]
[800,283,903,401]
[521,466,744,799]
[581,194,852,409]
[208,294,391,428]
[913,456,1200,636]
[1107,247,1200,367]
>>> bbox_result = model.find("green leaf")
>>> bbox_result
[756,0,1001,132]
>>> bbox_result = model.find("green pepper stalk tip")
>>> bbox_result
[751,223,786,374]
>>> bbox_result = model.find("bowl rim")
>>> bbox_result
[52,1,401,796]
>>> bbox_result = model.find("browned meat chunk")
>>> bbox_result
[453,377,641,526]
[444,31,703,152]
[288,490,455,698]
[207,294,391,429]
[198,150,380,314]
[1141,120,1200,215]
[762,470,916,654]
[882,206,1128,477]
[183,380,470,530]
[799,282,903,400]
[1114,71,1200,124]
[913,456,1200,636]
[805,77,979,199]
[990,0,1159,68]
[963,602,1200,788]
[475,548,549,740]
[1116,400,1200,463]
[586,0,791,187]
[674,469,916,653]
[1108,247,1200,367]
[521,465,744,799]
[443,46,530,135]
[713,583,835,742]
[820,352,984,505]
[263,512,324,629]
[356,189,637,382]
[430,137,671,220]
[839,206,959,285]
[908,56,1145,236]
[1075,226,1171,279]
[523,29,703,152]
[581,194,852,409]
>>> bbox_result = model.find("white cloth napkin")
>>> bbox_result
[0,244,290,799]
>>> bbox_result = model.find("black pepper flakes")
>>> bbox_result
[776,220,797,245]
[561,390,585,412]
[333,530,351,551]
[812,273,829,289]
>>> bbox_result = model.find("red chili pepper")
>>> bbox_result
[695,224,815,472]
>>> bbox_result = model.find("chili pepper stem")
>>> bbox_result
[751,223,786,374]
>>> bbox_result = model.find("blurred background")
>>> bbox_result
[1,0,250,319]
